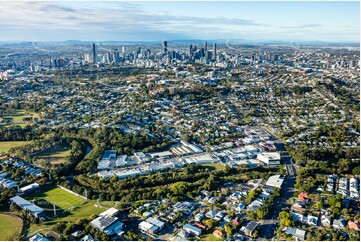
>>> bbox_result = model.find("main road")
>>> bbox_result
[258,159,298,240]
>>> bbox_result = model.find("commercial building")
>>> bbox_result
[266,175,284,188]
[90,208,123,236]
[257,152,280,165]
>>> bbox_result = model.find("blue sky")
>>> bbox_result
[0,1,359,42]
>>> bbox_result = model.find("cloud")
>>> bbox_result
[281,24,324,29]
[0,1,263,41]
[0,1,358,42]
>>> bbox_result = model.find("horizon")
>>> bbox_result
[0,39,360,44]
[0,1,359,42]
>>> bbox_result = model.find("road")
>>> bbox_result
[258,176,296,240]
[258,155,298,240]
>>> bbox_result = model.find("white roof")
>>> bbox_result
[19,182,39,192]
[139,221,158,231]
[146,217,165,228]
[258,152,280,160]
[10,196,44,215]
[266,175,284,188]
[99,207,119,217]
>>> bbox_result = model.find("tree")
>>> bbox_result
[204,219,217,230]
[327,196,342,215]
[169,182,189,196]
[181,134,189,141]
[279,211,293,228]
[352,166,360,176]
[224,223,234,238]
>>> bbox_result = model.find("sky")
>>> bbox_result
[0,1,359,42]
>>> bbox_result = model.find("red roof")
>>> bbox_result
[298,192,308,201]
[348,221,360,230]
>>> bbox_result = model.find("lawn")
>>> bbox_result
[0,110,39,125]
[200,162,226,171]
[0,141,30,154]
[33,146,72,165]
[25,187,106,237]
[201,234,224,241]
[0,213,23,240]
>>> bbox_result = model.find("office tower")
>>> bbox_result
[213,43,217,60]
[114,49,119,63]
[350,60,356,68]
[204,42,207,52]
[205,51,212,61]
[106,52,112,63]
[189,44,193,54]
[92,43,96,64]
[84,54,91,63]
[200,48,205,57]
[163,41,168,53]
[122,46,126,54]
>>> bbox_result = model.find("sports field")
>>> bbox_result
[26,187,86,211]
[0,110,39,127]
[0,214,23,240]
[0,141,30,153]
[25,187,105,237]
[33,146,72,164]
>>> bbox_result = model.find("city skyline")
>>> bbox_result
[0,1,359,42]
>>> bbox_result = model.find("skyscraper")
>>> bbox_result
[212,43,217,61]
[204,42,207,52]
[92,43,96,64]
[114,49,119,63]
[163,41,168,54]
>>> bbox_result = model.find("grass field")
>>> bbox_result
[200,162,225,171]
[0,141,30,153]
[25,187,105,237]
[0,110,40,127]
[0,214,23,240]
[33,146,72,164]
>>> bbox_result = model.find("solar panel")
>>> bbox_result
[99,216,117,228]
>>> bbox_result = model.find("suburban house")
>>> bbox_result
[243,221,259,237]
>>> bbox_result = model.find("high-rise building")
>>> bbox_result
[84,54,91,63]
[204,42,207,52]
[163,41,168,53]
[92,43,96,64]
[114,49,119,63]
[205,51,212,61]
[122,46,126,54]
[212,43,217,61]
